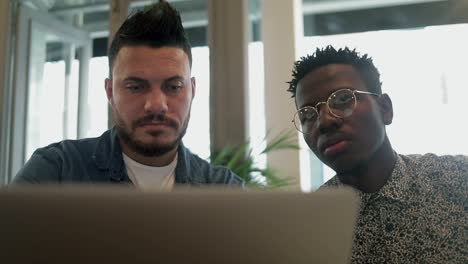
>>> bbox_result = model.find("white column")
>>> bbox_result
[77,41,92,139]
[208,0,249,153]
[107,0,129,128]
[0,1,8,104]
[0,0,8,116]
[0,0,11,184]
[108,0,129,44]
[262,0,303,190]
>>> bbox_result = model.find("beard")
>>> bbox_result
[114,110,190,157]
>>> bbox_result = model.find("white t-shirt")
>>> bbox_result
[122,153,177,191]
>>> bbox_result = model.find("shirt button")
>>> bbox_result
[385,223,394,232]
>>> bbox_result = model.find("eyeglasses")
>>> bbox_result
[292,88,380,134]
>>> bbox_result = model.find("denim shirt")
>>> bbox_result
[14,128,243,186]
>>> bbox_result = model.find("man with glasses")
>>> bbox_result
[288,46,467,263]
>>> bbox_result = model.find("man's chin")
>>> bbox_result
[120,132,179,157]
[132,141,178,157]
[328,157,363,175]
[138,138,177,149]
[323,155,351,173]
[136,126,171,136]
[137,133,176,145]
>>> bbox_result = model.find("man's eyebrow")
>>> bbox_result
[333,86,354,91]
[123,76,149,84]
[164,75,185,83]
[123,76,186,85]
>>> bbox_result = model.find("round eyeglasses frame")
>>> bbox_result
[292,88,381,134]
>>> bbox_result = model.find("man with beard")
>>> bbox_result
[288,46,467,263]
[14,1,243,189]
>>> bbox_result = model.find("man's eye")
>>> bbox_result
[300,110,316,123]
[336,94,353,104]
[165,83,183,92]
[169,85,182,90]
[126,85,143,91]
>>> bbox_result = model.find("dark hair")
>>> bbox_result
[108,1,192,78]
[287,45,382,98]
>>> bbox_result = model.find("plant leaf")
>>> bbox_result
[210,146,234,165]
[225,142,249,169]
[208,129,300,188]
[261,129,300,154]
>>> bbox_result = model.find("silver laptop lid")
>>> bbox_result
[0,186,359,264]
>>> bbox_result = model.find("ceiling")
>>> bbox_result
[19,0,467,40]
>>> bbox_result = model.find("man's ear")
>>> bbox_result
[190,77,196,99]
[379,93,393,125]
[105,78,113,105]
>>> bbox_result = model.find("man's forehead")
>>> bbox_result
[300,64,360,87]
[296,64,363,105]
[117,46,188,62]
[113,46,190,77]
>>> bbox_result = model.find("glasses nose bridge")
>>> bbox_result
[315,101,329,117]
[316,98,346,127]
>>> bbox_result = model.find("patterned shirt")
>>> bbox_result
[323,153,468,263]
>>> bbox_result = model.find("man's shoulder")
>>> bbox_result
[13,131,112,183]
[400,152,468,195]
[402,152,468,162]
[178,146,243,185]
[35,136,102,156]
[401,153,468,175]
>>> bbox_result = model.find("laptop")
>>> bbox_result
[0,185,359,264]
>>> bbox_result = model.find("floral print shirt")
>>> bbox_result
[323,153,468,263]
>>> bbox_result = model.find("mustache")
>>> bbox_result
[132,113,178,129]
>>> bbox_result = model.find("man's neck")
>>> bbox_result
[337,136,397,193]
[120,143,178,167]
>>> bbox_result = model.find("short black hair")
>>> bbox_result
[287,45,382,98]
[108,1,192,78]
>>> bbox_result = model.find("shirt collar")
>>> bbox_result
[174,142,196,184]
[92,127,119,170]
[376,154,411,203]
[91,127,130,182]
[326,153,410,204]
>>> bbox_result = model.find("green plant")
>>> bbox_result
[209,130,300,188]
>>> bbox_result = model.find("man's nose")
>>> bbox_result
[317,104,342,133]
[144,87,168,115]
